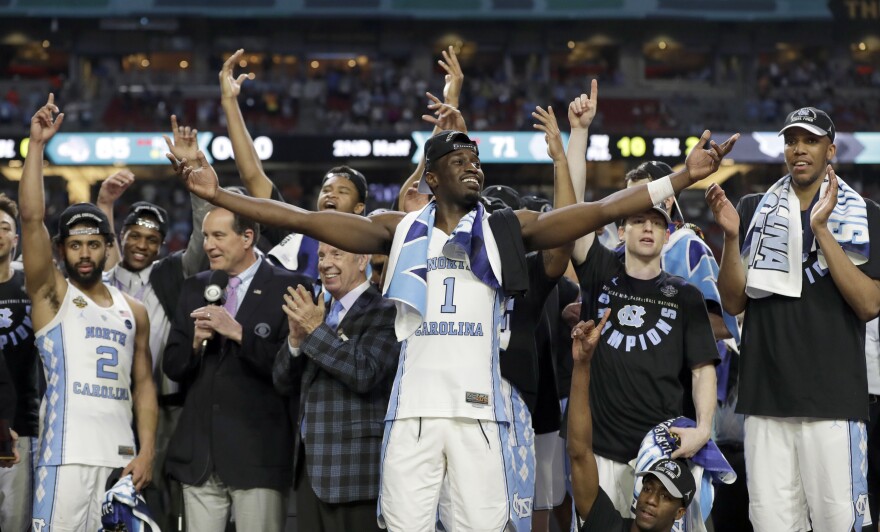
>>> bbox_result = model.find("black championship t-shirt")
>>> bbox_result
[736,195,880,420]
[576,244,719,462]
[0,269,39,436]
[500,251,560,414]
[578,489,633,532]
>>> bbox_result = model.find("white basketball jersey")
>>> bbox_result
[386,230,507,422]
[35,282,137,467]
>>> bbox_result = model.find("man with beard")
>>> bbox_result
[20,95,157,531]
[0,193,41,532]
[172,90,735,528]
[100,116,211,530]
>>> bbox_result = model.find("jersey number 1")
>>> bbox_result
[441,277,457,313]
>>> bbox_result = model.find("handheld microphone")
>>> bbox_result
[200,270,229,353]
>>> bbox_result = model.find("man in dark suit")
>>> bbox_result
[163,206,311,532]
[273,242,399,532]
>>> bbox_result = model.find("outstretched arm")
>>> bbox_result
[811,167,880,320]
[532,105,575,278]
[568,310,610,520]
[175,152,402,254]
[219,49,273,199]
[705,183,748,315]
[96,170,136,270]
[520,130,739,252]
[19,95,67,316]
[567,82,599,265]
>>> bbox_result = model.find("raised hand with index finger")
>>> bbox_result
[29,93,64,145]
[571,309,611,364]
[568,79,599,131]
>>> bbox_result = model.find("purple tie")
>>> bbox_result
[224,276,241,316]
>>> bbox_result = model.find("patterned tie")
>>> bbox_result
[224,276,241,317]
[325,300,344,331]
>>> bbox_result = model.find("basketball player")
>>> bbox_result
[566,84,719,515]
[173,100,735,529]
[21,95,157,531]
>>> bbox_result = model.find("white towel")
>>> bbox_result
[741,173,869,298]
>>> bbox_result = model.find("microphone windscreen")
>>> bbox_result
[203,270,230,303]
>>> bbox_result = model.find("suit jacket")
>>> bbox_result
[163,260,311,491]
[273,284,399,504]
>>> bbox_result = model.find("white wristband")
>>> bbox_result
[647,176,674,206]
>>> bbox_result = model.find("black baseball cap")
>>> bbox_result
[779,107,835,142]
[521,195,552,213]
[122,201,169,237]
[419,130,479,194]
[639,161,674,181]
[323,166,368,203]
[57,203,112,240]
[636,458,696,507]
[482,185,522,211]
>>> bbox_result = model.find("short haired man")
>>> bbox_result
[567,85,719,515]
[21,95,157,531]
[0,193,41,532]
[273,242,399,531]
[623,160,737,343]
[567,313,696,531]
[706,106,880,530]
[163,205,310,532]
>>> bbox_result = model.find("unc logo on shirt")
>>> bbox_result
[617,305,646,328]
[857,492,869,515]
[0,308,10,328]
[512,492,533,518]
[32,518,46,532]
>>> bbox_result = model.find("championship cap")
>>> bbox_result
[778,107,835,142]
[636,458,696,507]
[57,203,112,240]
[419,130,479,194]
[122,201,169,237]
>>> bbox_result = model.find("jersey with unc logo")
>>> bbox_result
[387,230,506,422]
[35,282,137,468]
[576,243,717,462]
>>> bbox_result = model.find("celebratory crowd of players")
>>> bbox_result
[0,45,878,532]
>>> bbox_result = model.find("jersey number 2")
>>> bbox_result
[96,346,119,380]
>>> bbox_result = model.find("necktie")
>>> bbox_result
[224,276,241,316]
[325,300,344,331]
